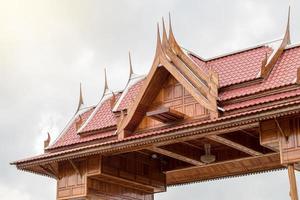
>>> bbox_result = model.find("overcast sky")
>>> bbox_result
[0,0,299,199]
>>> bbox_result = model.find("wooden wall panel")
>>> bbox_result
[279,117,300,164]
[260,119,279,150]
[88,179,154,200]
[87,155,101,176]
[137,75,208,130]
[166,153,281,185]
[101,152,166,191]
[57,160,87,200]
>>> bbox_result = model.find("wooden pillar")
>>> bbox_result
[288,164,299,200]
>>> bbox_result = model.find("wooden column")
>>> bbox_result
[288,164,299,200]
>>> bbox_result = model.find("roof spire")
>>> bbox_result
[155,22,163,56]
[128,51,135,79]
[168,12,174,41]
[162,17,168,48]
[168,12,179,51]
[44,132,51,150]
[102,68,110,97]
[285,6,291,45]
[76,83,84,113]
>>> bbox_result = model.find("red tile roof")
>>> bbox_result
[48,46,300,151]
[17,42,300,162]
[115,78,145,111]
[78,94,121,134]
[223,88,300,111]
[190,46,273,87]
[48,108,115,150]
[219,47,300,100]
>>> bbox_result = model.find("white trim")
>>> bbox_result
[47,106,94,149]
[184,37,284,62]
[77,92,114,134]
[112,74,146,112]
[285,42,300,50]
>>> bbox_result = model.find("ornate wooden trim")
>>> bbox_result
[14,101,300,169]
[260,7,291,79]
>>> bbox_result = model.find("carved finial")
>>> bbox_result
[75,115,83,130]
[168,12,174,40]
[100,68,112,99]
[155,22,163,56]
[168,13,172,31]
[262,51,268,67]
[128,51,135,79]
[44,132,51,149]
[285,6,291,45]
[162,17,168,48]
[110,91,117,109]
[104,68,109,92]
[76,83,84,113]
[168,12,179,52]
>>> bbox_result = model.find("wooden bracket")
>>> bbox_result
[39,165,59,179]
[68,159,82,176]
[275,118,289,141]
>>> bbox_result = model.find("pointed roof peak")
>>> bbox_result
[285,5,291,45]
[76,82,84,113]
[102,68,112,99]
[168,12,174,38]
[157,22,162,44]
[128,51,139,80]
[155,22,163,56]
[162,17,169,47]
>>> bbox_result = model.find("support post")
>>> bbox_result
[288,164,299,200]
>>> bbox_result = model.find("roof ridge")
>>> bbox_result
[185,37,283,62]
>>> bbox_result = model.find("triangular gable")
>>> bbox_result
[136,75,209,131]
[117,18,219,137]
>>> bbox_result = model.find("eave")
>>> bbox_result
[12,99,300,169]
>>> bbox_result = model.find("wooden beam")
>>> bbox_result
[288,164,299,200]
[68,160,81,176]
[147,107,184,123]
[148,146,204,166]
[206,135,263,156]
[181,141,203,151]
[96,173,156,193]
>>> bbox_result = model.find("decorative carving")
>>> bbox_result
[44,132,51,149]
[76,83,84,113]
[261,7,291,78]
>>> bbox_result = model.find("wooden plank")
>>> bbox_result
[148,146,204,166]
[288,164,299,200]
[166,153,281,185]
[207,135,263,156]
[95,173,156,193]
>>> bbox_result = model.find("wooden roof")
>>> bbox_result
[12,13,300,183]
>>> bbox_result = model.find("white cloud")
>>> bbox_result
[0,183,31,200]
